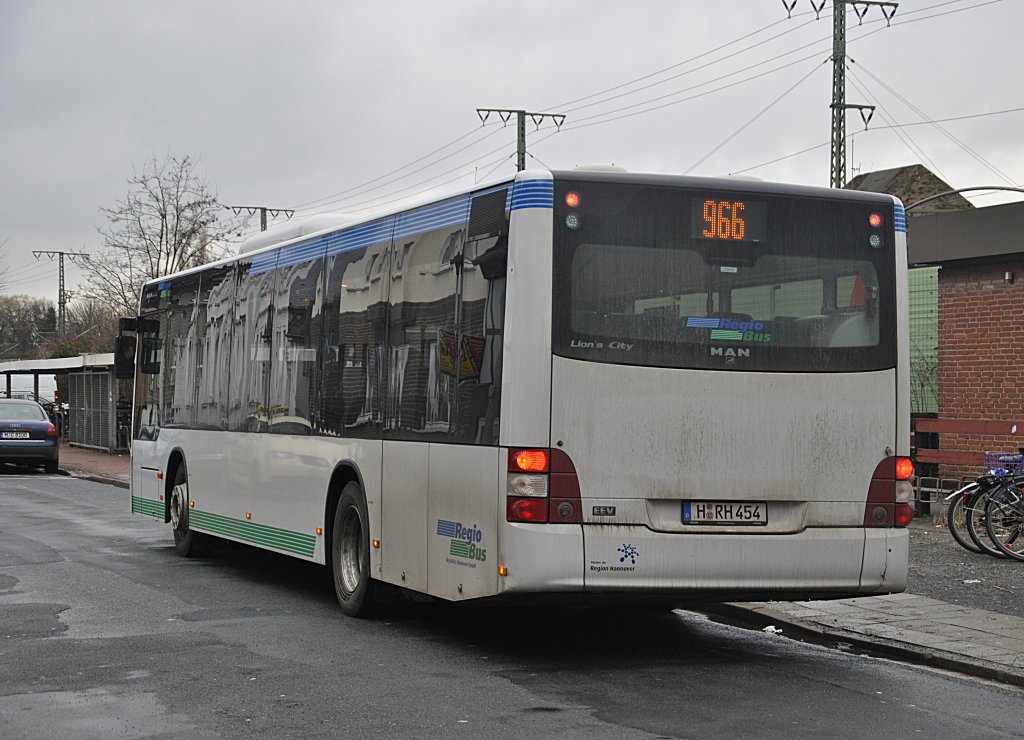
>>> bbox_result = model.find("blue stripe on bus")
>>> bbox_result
[395,198,471,239]
[894,203,907,233]
[249,184,514,275]
[436,519,458,537]
[511,179,553,210]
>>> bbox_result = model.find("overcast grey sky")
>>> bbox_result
[2,0,1021,302]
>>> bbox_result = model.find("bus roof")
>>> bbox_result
[141,168,900,289]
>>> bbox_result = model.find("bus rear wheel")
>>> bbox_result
[169,460,209,558]
[332,481,375,617]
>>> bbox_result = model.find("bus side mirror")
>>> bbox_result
[114,334,137,379]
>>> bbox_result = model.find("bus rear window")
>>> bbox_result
[552,182,896,373]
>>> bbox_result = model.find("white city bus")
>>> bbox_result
[125,168,914,616]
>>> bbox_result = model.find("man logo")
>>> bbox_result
[711,347,750,358]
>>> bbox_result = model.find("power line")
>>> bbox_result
[293,126,510,216]
[684,59,826,174]
[561,49,829,132]
[547,0,997,134]
[851,59,1017,185]
[299,138,518,217]
[550,15,823,115]
[2,261,55,280]
[288,0,1006,218]
[291,125,502,210]
[729,105,1024,175]
[846,67,948,181]
[292,14,825,214]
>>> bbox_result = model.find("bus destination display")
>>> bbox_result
[692,197,767,242]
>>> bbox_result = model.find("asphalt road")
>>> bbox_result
[1,470,1022,739]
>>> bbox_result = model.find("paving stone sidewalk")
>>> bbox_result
[712,593,1024,687]
[58,441,130,488]
[56,443,1024,687]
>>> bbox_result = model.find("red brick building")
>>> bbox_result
[908,200,1024,480]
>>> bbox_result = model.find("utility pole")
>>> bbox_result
[792,1,897,188]
[224,205,295,231]
[32,250,89,341]
[476,108,566,171]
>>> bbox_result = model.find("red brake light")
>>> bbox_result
[46,423,58,437]
[507,497,548,523]
[868,212,883,228]
[565,191,580,208]
[510,449,549,473]
[894,504,915,527]
[895,458,914,480]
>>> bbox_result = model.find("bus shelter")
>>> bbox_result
[0,353,126,452]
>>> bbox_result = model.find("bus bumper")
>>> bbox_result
[499,525,908,600]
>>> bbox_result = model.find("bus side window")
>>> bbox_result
[141,336,161,374]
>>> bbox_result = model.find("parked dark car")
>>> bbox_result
[0,399,59,473]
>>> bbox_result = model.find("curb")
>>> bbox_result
[58,468,130,490]
[701,603,1024,689]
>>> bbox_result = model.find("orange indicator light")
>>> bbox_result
[156,471,164,480]
[316,527,323,536]
[498,565,508,577]
[245,512,252,520]
[189,500,195,508]
[372,539,381,549]
[869,212,883,228]
[512,449,549,472]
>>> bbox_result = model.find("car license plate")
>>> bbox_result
[683,501,767,525]
[1,431,30,439]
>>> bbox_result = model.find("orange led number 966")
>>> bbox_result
[702,199,747,240]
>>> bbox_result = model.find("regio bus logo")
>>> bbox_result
[437,518,487,566]
[711,347,750,358]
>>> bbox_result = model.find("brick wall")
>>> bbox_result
[937,258,1024,479]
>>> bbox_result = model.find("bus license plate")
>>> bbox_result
[683,501,767,525]
[1,431,29,439]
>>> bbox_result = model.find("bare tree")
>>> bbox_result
[64,298,120,355]
[81,154,245,316]
[0,295,56,359]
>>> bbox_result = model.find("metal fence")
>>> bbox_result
[68,370,116,451]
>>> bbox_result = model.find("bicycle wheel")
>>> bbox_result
[985,482,1024,561]
[946,484,984,554]
[965,486,1010,558]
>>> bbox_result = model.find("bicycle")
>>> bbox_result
[946,480,984,554]
[947,478,1013,558]
[985,473,1024,561]
[945,452,1024,558]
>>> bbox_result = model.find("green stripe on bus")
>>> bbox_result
[189,510,317,557]
[132,496,163,519]
[450,541,472,557]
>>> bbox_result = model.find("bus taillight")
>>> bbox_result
[895,457,914,480]
[864,456,915,528]
[506,448,582,524]
[510,448,549,473]
[507,497,548,522]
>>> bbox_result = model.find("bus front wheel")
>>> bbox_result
[332,481,375,617]
[169,460,209,558]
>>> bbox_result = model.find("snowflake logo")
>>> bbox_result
[617,544,639,565]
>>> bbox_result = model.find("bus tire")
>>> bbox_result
[332,481,375,617]
[169,459,209,558]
